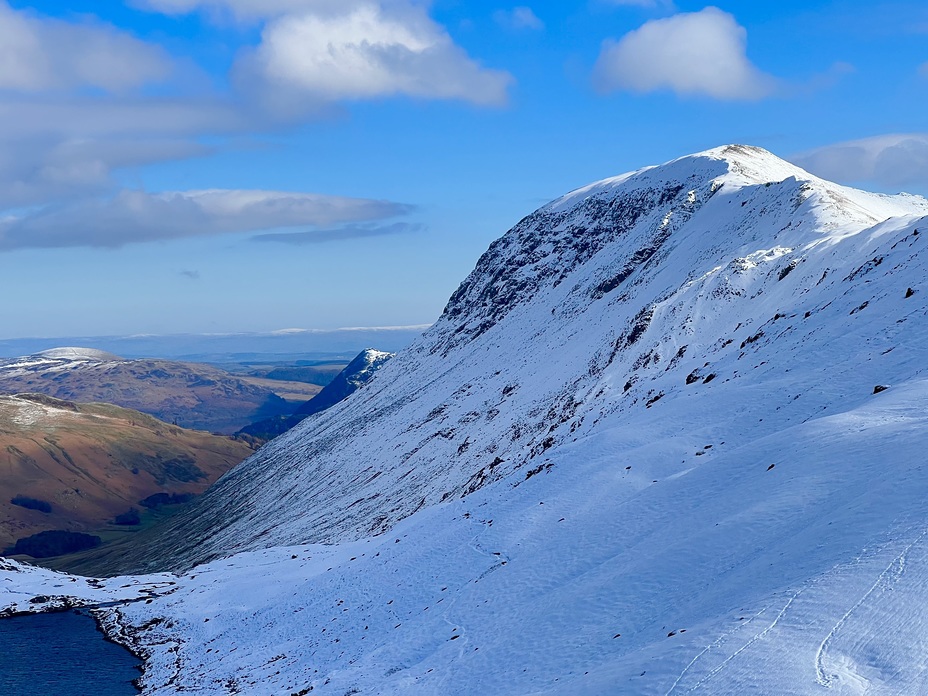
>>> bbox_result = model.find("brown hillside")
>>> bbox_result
[0,393,254,549]
[0,351,320,433]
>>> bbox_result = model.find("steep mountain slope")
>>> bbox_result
[0,349,294,433]
[237,349,394,440]
[96,145,928,574]
[9,145,928,694]
[0,394,254,550]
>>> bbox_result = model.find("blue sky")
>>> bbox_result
[2,0,927,338]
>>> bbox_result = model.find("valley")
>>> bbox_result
[0,348,347,435]
[0,349,390,570]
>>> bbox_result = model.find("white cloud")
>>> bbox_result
[236,3,512,107]
[0,97,248,207]
[593,7,776,100]
[0,2,170,92]
[137,0,512,107]
[0,3,230,208]
[0,136,210,208]
[253,221,423,244]
[494,7,544,31]
[0,0,507,239]
[132,0,312,22]
[0,189,414,250]
[791,134,928,189]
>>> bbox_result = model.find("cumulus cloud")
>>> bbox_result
[137,0,512,107]
[235,3,512,107]
[0,189,413,250]
[494,7,544,31]
[0,2,170,92]
[791,134,928,189]
[593,7,776,100]
[253,221,423,245]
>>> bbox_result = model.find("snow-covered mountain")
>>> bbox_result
[8,145,928,694]
[237,348,394,440]
[98,144,928,574]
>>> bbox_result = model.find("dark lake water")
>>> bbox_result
[0,610,141,695]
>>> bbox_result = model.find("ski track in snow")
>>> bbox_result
[662,521,928,694]
[814,526,928,689]
[685,590,804,694]
[663,603,774,695]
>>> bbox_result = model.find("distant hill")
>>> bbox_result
[0,327,429,362]
[255,364,347,387]
[0,348,306,434]
[0,393,254,552]
[237,349,393,441]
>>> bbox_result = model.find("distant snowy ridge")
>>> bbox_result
[34,347,124,361]
[236,347,394,439]
[8,145,928,694]
[0,347,123,375]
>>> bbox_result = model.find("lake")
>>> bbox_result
[0,610,141,695]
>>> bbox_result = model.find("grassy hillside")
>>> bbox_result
[0,393,254,552]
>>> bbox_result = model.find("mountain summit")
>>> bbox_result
[237,348,394,440]
[13,145,928,694]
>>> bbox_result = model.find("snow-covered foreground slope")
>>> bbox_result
[8,382,928,693]
[7,144,928,693]
[0,558,174,615]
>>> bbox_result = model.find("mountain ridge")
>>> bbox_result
[236,348,394,441]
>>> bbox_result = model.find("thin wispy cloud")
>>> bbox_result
[0,190,414,251]
[791,134,928,189]
[252,222,424,245]
[132,0,318,22]
[178,269,201,280]
[494,7,545,31]
[593,7,776,100]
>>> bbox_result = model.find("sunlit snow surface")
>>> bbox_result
[6,146,928,694]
